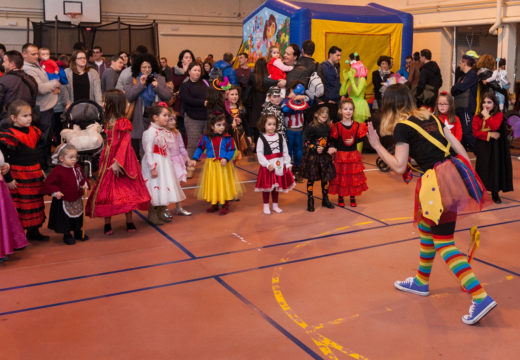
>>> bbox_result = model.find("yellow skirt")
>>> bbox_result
[197,159,244,205]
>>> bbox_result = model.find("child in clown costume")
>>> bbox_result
[340,53,370,152]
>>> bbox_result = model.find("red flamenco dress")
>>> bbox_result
[86,118,150,217]
[0,126,46,229]
[329,121,368,196]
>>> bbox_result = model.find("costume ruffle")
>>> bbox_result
[329,150,367,196]
[255,166,295,193]
[413,155,489,225]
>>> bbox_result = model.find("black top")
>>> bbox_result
[179,79,208,120]
[304,123,331,149]
[394,115,455,170]
[73,72,90,101]
[416,61,442,106]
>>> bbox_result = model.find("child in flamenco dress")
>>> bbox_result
[0,150,28,262]
[300,105,336,212]
[329,98,368,207]
[192,113,243,215]
[141,104,188,225]
[255,113,295,214]
[340,53,370,153]
[42,144,89,245]
[0,100,48,241]
[86,90,150,235]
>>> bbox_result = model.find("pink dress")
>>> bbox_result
[167,131,189,183]
[0,152,28,258]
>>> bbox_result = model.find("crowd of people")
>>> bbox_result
[0,39,516,325]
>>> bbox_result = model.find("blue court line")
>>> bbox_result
[215,277,323,359]
[2,203,520,293]
[1,218,518,317]
[501,195,520,203]
[133,210,196,259]
[235,165,389,226]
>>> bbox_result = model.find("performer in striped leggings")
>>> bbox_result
[367,84,496,325]
[0,100,48,241]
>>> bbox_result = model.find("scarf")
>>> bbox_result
[378,67,391,81]
[140,72,157,108]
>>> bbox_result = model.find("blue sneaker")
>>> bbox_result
[462,295,497,325]
[394,277,430,296]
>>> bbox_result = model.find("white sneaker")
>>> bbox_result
[263,204,271,215]
[272,203,283,213]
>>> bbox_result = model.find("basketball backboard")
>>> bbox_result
[43,0,101,24]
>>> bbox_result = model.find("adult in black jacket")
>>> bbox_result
[451,55,478,151]
[0,50,38,126]
[415,49,442,109]
[179,62,208,157]
[372,55,392,110]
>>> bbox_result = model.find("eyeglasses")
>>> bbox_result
[76,56,86,60]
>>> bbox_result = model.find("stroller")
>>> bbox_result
[60,99,105,178]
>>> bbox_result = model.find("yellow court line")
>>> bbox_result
[380,217,413,221]
[354,221,373,226]
[335,226,349,231]
[272,244,369,360]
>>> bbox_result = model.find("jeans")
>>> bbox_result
[286,129,303,167]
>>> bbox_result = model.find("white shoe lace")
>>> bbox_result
[400,277,415,286]
[466,302,476,317]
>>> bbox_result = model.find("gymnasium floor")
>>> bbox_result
[1,153,519,359]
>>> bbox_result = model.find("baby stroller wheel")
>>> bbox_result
[376,157,390,172]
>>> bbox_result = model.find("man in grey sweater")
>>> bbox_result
[22,43,60,170]
[101,55,124,93]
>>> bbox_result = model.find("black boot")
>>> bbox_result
[26,227,50,241]
[307,194,315,212]
[492,191,502,204]
[322,185,334,209]
[307,182,314,212]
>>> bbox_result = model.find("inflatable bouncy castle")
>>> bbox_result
[242,0,413,96]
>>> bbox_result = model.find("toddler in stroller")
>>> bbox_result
[60,99,104,178]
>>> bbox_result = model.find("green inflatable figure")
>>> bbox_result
[340,53,370,152]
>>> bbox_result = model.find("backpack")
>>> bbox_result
[208,67,223,83]
[306,63,324,100]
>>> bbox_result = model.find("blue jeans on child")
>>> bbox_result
[286,129,303,167]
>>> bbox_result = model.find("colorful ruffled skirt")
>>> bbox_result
[413,155,489,225]
[197,159,243,205]
[329,150,367,196]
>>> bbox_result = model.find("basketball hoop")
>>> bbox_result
[66,12,82,25]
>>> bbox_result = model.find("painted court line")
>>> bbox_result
[1,218,518,317]
[215,277,323,359]
[2,204,519,293]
